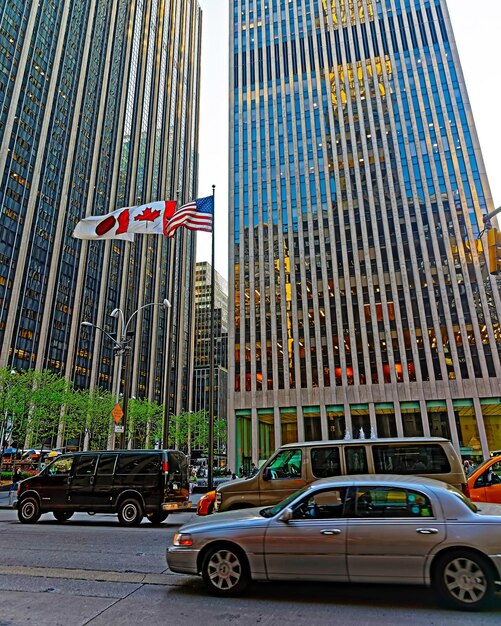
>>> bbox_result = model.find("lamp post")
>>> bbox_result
[81,299,170,449]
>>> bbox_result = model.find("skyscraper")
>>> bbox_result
[0,0,203,444]
[228,0,501,471]
[193,262,228,463]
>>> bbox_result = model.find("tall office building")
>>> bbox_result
[228,0,501,471]
[0,0,203,445]
[193,262,228,463]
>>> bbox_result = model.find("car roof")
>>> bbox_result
[279,437,449,449]
[307,474,450,491]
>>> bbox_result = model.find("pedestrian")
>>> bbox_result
[12,466,22,486]
[250,462,258,477]
[9,466,21,506]
[231,473,237,480]
[239,464,244,477]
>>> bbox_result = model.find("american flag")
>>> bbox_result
[165,195,214,238]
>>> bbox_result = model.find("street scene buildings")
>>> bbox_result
[227,0,501,472]
[0,1,500,469]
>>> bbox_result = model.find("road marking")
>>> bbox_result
[0,565,180,586]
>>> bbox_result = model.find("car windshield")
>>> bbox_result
[471,458,493,476]
[260,485,311,518]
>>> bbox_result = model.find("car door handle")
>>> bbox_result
[416,528,439,534]
[321,529,342,535]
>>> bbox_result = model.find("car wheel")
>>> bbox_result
[202,545,249,596]
[117,499,143,526]
[17,497,41,524]
[434,550,495,610]
[146,511,168,524]
[53,511,74,522]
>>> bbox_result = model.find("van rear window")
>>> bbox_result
[373,445,451,474]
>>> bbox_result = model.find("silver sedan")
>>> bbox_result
[167,475,501,610]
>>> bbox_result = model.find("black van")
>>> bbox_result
[15,449,190,526]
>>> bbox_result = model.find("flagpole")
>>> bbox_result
[162,195,179,449]
[208,185,216,491]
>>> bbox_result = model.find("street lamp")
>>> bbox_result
[81,299,170,449]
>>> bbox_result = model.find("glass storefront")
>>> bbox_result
[401,401,424,437]
[257,409,275,461]
[375,403,397,438]
[327,405,345,440]
[303,406,322,441]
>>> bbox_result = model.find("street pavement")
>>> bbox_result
[0,488,501,625]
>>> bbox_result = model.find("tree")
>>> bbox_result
[127,397,163,449]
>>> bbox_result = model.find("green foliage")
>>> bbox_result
[127,397,164,448]
[0,366,228,456]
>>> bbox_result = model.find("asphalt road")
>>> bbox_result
[0,501,500,626]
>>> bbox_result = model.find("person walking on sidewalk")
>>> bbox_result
[9,466,22,506]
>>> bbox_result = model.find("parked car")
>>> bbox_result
[215,437,466,512]
[16,449,191,525]
[167,475,501,610]
[468,455,501,504]
[196,490,216,516]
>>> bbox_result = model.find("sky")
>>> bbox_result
[196,0,501,280]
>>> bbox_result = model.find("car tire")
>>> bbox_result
[53,511,74,522]
[201,545,250,596]
[17,497,41,524]
[434,550,495,611]
[117,499,143,526]
[146,511,168,524]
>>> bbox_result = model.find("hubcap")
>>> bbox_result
[23,502,35,518]
[443,557,487,604]
[124,505,137,521]
[207,550,242,590]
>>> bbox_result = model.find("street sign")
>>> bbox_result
[112,404,124,424]
[114,425,124,433]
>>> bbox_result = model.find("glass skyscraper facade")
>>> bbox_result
[228,0,501,471]
[193,262,228,463]
[0,0,202,445]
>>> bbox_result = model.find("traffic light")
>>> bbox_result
[487,227,501,275]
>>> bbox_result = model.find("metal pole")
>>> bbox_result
[120,341,133,449]
[162,254,174,449]
[208,185,216,490]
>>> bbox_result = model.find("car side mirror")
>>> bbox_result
[262,468,271,481]
[278,507,293,523]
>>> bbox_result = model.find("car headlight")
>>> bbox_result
[173,532,193,547]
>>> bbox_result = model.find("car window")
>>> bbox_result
[372,444,451,474]
[47,456,74,476]
[97,454,117,475]
[474,461,501,488]
[292,488,349,520]
[117,454,160,475]
[74,455,97,476]
[349,486,434,518]
[267,449,302,479]
[345,446,368,474]
[311,447,341,478]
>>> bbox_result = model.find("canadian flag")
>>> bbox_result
[73,200,177,240]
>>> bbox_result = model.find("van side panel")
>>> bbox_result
[216,438,466,511]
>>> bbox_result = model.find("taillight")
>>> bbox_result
[162,461,169,473]
[461,483,470,498]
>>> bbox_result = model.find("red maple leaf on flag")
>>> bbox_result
[134,206,161,222]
